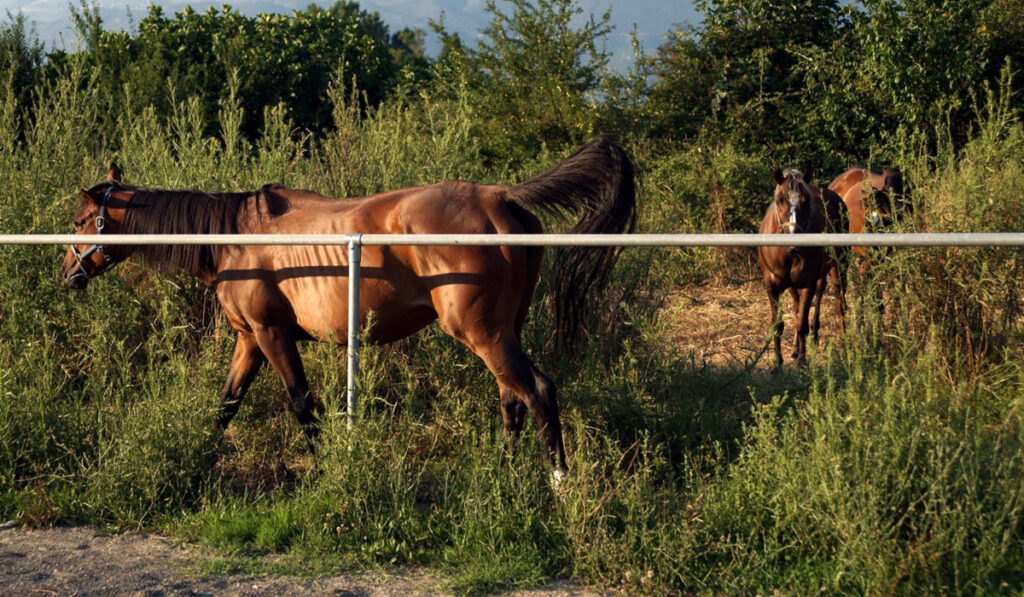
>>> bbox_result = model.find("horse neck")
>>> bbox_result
[121,187,253,279]
[761,200,789,234]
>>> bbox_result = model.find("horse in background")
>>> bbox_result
[828,167,907,270]
[60,135,637,476]
[758,168,847,368]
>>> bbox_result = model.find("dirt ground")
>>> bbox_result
[0,524,604,596]
[0,280,843,597]
[663,278,844,368]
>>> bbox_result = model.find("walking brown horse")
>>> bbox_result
[60,135,637,474]
[758,168,847,367]
[828,167,906,269]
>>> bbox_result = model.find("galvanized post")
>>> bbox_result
[346,235,362,428]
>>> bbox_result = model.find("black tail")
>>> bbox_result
[883,168,911,218]
[506,135,637,348]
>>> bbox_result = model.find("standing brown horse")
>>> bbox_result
[828,167,906,269]
[60,135,637,474]
[758,168,847,367]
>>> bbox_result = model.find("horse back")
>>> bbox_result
[828,168,870,234]
[819,187,847,234]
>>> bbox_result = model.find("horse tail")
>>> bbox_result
[505,134,637,348]
[883,168,911,218]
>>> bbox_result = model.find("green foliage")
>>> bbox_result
[647,0,842,159]
[23,2,429,140]
[0,12,43,133]
[432,0,614,168]
[648,0,1024,164]
[800,0,1000,157]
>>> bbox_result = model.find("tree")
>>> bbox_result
[69,1,431,138]
[800,0,1017,157]
[646,0,1024,162]
[435,0,614,167]
[646,0,843,159]
[0,12,45,132]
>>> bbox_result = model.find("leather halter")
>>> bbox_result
[66,186,125,286]
[773,187,803,234]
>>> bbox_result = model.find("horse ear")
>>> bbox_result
[803,167,815,184]
[773,168,784,185]
[106,162,122,183]
[80,188,98,204]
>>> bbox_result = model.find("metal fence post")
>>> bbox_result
[346,235,362,428]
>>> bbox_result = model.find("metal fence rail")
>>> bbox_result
[5,232,1024,247]
[10,231,1024,424]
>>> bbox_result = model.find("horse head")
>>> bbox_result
[867,168,909,228]
[61,164,134,289]
[771,167,819,236]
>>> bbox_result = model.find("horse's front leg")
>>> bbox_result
[215,331,267,432]
[253,325,323,448]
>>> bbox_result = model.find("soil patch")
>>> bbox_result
[663,278,844,368]
[0,525,603,596]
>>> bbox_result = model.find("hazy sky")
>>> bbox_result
[1,0,700,70]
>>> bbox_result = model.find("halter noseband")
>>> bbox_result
[66,186,126,287]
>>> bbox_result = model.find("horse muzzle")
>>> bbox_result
[60,254,90,290]
[65,271,89,289]
[62,264,89,289]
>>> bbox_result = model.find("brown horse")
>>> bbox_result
[758,168,847,367]
[828,167,906,269]
[60,135,637,474]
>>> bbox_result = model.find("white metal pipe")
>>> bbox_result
[10,232,1024,247]
[346,237,361,428]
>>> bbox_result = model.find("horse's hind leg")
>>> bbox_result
[253,326,323,447]
[811,275,827,345]
[504,244,542,441]
[788,287,801,359]
[830,263,847,336]
[765,284,784,369]
[794,287,815,367]
[500,387,528,454]
[215,332,267,431]
[476,337,567,472]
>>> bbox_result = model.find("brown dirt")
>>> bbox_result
[0,525,605,596]
[662,278,844,368]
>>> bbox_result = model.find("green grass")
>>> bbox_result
[1,61,1023,595]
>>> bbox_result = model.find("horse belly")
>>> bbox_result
[281,277,435,345]
[280,277,350,343]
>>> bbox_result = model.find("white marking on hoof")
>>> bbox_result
[550,469,566,489]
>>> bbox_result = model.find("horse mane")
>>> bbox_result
[114,183,288,277]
